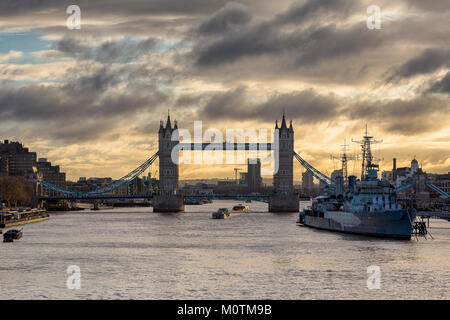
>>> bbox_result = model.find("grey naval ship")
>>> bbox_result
[298,129,416,239]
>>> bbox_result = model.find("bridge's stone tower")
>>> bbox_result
[153,113,184,212]
[269,114,299,212]
[158,113,179,194]
[273,114,294,195]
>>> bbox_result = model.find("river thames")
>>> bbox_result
[1,200,449,299]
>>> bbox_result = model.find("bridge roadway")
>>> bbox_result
[40,194,312,201]
[40,194,154,201]
[177,143,274,150]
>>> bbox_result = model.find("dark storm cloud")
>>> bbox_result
[0,84,163,121]
[387,48,450,81]
[0,0,231,16]
[347,95,450,134]
[175,94,205,107]
[53,37,157,63]
[405,0,450,12]
[293,24,383,67]
[196,21,383,67]
[45,118,123,144]
[195,0,383,68]
[348,95,448,120]
[62,67,121,95]
[201,86,341,123]
[1,0,449,145]
[0,78,169,142]
[428,72,450,94]
[256,89,341,122]
[183,1,450,86]
[195,22,280,66]
[35,16,202,40]
[200,86,449,135]
[198,2,252,35]
[274,0,356,25]
[202,86,248,118]
[0,1,273,40]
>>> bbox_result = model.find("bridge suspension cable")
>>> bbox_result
[293,151,335,186]
[426,181,450,199]
[39,152,159,196]
[391,181,449,199]
[395,180,416,193]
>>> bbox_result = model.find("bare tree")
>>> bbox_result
[0,176,33,208]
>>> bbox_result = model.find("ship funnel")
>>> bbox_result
[348,176,357,193]
[335,176,344,196]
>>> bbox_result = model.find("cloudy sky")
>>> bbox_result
[0,0,449,181]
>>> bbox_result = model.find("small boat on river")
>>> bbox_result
[232,204,250,212]
[3,228,23,242]
[212,208,231,219]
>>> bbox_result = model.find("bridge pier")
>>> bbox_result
[268,194,299,212]
[152,194,184,213]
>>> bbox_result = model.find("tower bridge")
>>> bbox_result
[154,113,298,212]
[39,113,336,212]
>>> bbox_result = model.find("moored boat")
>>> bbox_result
[0,209,49,228]
[299,129,416,240]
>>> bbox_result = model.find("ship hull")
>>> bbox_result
[302,209,416,240]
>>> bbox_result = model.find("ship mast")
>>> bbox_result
[330,140,357,188]
[352,125,382,180]
[342,141,348,187]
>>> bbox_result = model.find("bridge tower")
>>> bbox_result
[274,113,294,194]
[158,113,179,194]
[153,112,184,212]
[269,113,299,212]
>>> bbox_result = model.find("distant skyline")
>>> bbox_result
[0,0,449,180]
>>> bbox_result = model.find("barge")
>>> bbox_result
[0,208,49,229]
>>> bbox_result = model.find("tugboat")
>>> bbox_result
[212,208,231,219]
[3,228,23,242]
[299,128,416,239]
[232,204,250,212]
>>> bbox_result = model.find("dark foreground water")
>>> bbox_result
[1,200,449,299]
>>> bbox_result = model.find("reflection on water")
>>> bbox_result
[1,200,449,299]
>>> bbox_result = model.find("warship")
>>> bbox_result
[298,128,416,239]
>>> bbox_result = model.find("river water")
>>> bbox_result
[1,200,449,299]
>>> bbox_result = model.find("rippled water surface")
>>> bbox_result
[1,200,449,299]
